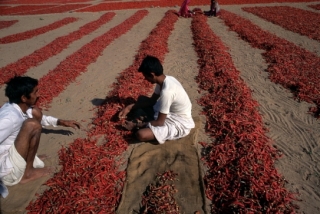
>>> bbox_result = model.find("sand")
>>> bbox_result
[0,1,320,214]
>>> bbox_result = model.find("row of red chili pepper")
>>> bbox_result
[0,17,77,43]
[0,6,11,11]
[0,0,86,4]
[308,3,320,10]
[0,4,93,15]
[0,12,114,85]
[243,6,320,42]
[191,11,297,213]
[219,9,320,119]
[0,0,70,4]
[0,5,56,15]
[0,19,18,30]
[26,10,178,213]
[18,4,92,15]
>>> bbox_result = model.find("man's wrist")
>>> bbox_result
[57,119,62,126]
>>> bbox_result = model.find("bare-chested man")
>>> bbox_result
[0,76,80,190]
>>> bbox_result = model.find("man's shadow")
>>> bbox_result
[91,98,105,106]
[42,128,75,136]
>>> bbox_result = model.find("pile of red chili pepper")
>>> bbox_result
[0,17,77,44]
[19,4,92,15]
[219,9,320,118]
[0,12,114,86]
[0,0,67,4]
[308,3,320,10]
[140,170,180,214]
[0,20,18,30]
[243,6,320,42]
[26,10,178,213]
[0,5,56,16]
[191,12,298,213]
[37,10,148,109]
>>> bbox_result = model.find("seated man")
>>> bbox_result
[178,0,193,18]
[0,76,81,190]
[204,0,220,17]
[119,55,195,144]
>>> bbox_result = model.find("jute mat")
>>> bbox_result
[116,117,206,214]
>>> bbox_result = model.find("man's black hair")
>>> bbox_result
[138,55,163,76]
[5,76,38,104]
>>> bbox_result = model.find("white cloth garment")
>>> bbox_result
[154,76,193,119]
[0,102,57,186]
[2,145,26,186]
[215,2,220,13]
[148,112,194,144]
[150,76,195,144]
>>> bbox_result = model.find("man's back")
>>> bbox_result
[154,76,192,118]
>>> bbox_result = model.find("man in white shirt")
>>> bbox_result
[0,76,80,189]
[119,55,195,144]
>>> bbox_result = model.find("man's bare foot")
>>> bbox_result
[19,167,54,184]
[37,154,50,160]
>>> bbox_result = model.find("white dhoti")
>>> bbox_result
[148,112,195,144]
[1,145,44,187]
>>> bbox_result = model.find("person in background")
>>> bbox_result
[204,0,220,17]
[178,0,193,18]
[0,76,81,194]
[119,55,195,144]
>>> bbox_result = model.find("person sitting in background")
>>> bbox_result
[178,0,193,18]
[0,76,81,193]
[204,0,220,17]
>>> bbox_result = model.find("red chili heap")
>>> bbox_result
[140,170,180,214]
[0,17,77,44]
[191,11,298,213]
[0,20,18,30]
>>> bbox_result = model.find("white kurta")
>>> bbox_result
[0,102,58,186]
[149,76,195,144]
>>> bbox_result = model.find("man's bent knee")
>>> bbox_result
[31,107,43,122]
[22,118,42,132]
[135,129,155,142]
[135,131,144,141]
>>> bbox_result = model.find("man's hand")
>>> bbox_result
[118,104,134,119]
[57,119,81,129]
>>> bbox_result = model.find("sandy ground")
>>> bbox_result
[0,1,320,213]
